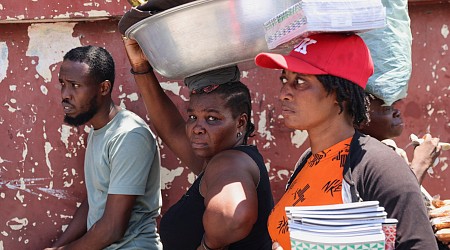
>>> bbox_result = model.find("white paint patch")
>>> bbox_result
[40,85,48,95]
[291,130,308,148]
[6,217,28,230]
[276,169,290,180]
[441,24,449,39]
[26,23,82,82]
[44,141,54,177]
[257,110,275,141]
[59,125,73,149]
[0,42,8,82]
[160,81,189,101]
[53,13,71,19]
[9,85,16,91]
[16,191,25,203]
[440,157,448,172]
[86,10,110,17]
[187,172,196,184]
[127,93,139,101]
[160,166,184,190]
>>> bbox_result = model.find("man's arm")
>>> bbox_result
[49,199,89,248]
[48,194,136,250]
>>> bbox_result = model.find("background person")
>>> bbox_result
[122,38,274,250]
[46,45,162,250]
[255,33,437,250]
[358,94,441,184]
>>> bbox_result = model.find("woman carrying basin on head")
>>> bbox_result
[254,33,437,250]
[122,38,274,250]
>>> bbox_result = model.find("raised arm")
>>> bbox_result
[122,37,204,174]
[410,134,441,184]
[199,150,259,249]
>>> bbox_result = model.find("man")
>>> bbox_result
[47,45,162,249]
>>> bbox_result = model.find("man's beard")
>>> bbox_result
[64,97,99,127]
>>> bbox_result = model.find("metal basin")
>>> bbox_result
[125,0,299,79]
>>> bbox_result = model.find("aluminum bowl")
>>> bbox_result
[125,0,299,79]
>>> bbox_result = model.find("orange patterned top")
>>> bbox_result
[267,137,352,249]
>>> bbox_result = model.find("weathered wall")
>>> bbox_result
[0,1,448,249]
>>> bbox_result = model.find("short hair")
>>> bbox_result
[316,75,370,127]
[63,45,115,91]
[192,82,255,144]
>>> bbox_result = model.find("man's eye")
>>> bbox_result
[73,84,80,88]
[280,77,288,84]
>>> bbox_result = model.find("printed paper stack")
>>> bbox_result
[264,0,386,49]
[286,201,387,250]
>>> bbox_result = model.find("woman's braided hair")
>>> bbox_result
[191,81,255,145]
[316,75,370,127]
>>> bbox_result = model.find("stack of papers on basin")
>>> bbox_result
[286,201,387,250]
[264,0,386,49]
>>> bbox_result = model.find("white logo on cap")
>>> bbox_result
[294,38,317,54]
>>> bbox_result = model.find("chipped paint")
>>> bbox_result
[291,130,308,148]
[86,10,110,17]
[257,110,275,141]
[441,24,449,38]
[6,217,28,230]
[26,22,82,82]
[160,81,189,101]
[160,166,184,190]
[0,41,8,82]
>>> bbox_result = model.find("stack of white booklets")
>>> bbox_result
[264,0,386,49]
[286,201,386,249]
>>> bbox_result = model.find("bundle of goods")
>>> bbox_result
[263,0,386,50]
[429,197,450,244]
[286,201,398,250]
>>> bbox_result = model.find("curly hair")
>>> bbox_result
[316,75,370,127]
[191,82,255,145]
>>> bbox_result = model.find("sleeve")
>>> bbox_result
[107,128,156,195]
[356,147,438,250]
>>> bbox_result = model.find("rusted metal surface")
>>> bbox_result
[0,1,448,249]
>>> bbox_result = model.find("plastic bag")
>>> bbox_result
[359,0,412,106]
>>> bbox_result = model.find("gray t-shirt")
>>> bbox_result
[84,109,162,250]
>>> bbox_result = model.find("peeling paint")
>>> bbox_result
[291,130,308,148]
[257,110,275,141]
[26,23,82,82]
[0,42,8,82]
[6,217,28,231]
[160,166,184,190]
[86,10,110,17]
[441,24,449,39]
[59,124,73,149]
[44,141,54,177]
[160,81,189,101]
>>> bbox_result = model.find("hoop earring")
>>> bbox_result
[237,132,243,138]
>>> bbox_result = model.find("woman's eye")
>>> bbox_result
[207,116,218,121]
[296,78,305,85]
[188,115,196,120]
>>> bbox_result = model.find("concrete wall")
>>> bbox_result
[0,1,448,249]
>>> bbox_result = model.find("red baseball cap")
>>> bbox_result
[255,33,374,89]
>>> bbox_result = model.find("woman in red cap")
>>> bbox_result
[255,33,437,250]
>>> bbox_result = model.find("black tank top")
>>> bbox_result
[159,145,274,250]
